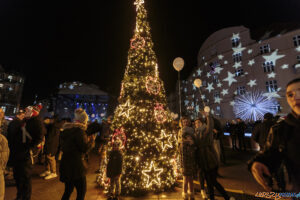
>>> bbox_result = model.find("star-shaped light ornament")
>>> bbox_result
[207,72,211,78]
[232,62,242,69]
[232,43,246,54]
[262,49,285,66]
[248,59,255,66]
[223,71,237,87]
[247,80,257,88]
[217,82,223,88]
[267,72,276,78]
[296,46,300,52]
[248,49,253,54]
[263,90,281,100]
[206,83,214,93]
[218,54,224,60]
[221,89,228,96]
[281,64,289,69]
[134,0,144,11]
[214,97,222,104]
[214,67,224,74]
[142,161,163,188]
[158,130,173,151]
[117,99,134,118]
[197,69,202,76]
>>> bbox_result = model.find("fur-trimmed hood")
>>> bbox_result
[62,122,87,131]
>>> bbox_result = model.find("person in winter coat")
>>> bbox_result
[252,113,275,152]
[7,105,46,200]
[0,108,8,137]
[0,129,9,200]
[40,116,61,180]
[179,116,196,200]
[235,118,247,151]
[59,108,92,200]
[106,138,123,200]
[229,120,238,150]
[249,78,300,198]
[195,111,232,200]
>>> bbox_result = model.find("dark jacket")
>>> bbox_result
[106,150,123,178]
[7,116,45,164]
[59,122,91,182]
[195,116,219,171]
[99,121,112,144]
[235,121,246,136]
[180,126,196,176]
[248,112,300,191]
[44,122,60,156]
[252,119,275,150]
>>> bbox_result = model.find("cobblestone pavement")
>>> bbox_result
[5,149,271,200]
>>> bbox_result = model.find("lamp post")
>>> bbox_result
[173,57,184,119]
[194,78,210,115]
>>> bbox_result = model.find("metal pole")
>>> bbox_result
[178,71,182,119]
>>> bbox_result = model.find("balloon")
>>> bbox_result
[173,57,184,71]
[204,106,210,113]
[194,79,202,88]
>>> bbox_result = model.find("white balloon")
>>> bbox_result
[173,57,184,71]
[204,106,210,113]
[194,79,202,88]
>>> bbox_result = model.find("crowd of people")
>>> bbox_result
[0,77,299,200]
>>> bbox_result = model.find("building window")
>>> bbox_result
[214,91,220,98]
[232,38,240,47]
[237,86,246,95]
[235,68,244,77]
[216,106,221,114]
[260,44,270,54]
[202,80,207,87]
[293,35,300,47]
[297,55,300,63]
[233,53,242,62]
[263,61,274,72]
[266,80,278,92]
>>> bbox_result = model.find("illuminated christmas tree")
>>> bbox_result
[109,0,177,195]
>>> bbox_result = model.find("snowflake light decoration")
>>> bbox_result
[233,91,279,121]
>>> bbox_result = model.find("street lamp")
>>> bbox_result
[194,78,210,115]
[173,57,184,118]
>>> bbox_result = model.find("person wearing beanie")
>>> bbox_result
[59,108,93,200]
[7,104,46,200]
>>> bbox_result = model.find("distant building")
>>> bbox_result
[55,82,109,122]
[182,24,300,121]
[0,65,24,116]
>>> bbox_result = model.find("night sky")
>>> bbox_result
[0,0,300,106]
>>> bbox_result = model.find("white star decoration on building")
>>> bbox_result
[214,97,222,104]
[184,100,189,106]
[201,95,206,99]
[217,82,222,88]
[263,91,281,100]
[207,72,211,78]
[232,43,246,54]
[248,59,255,66]
[248,49,253,54]
[118,99,134,118]
[206,83,214,93]
[280,64,289,69]
[230,101,235,106]
[218,54,224,60]
[231,33,240,40]
[232,62,242,69]
[234,91,238,95]
[197,69,202,76]
[221,89,228,96]
[142,161,163,188]
[224,60,228,65]
[262,49,285,66]
[267,72,276,78]
[214,67,223,74]
[296,46,300,52]
[247,80,257,87]
[223,71,237,86]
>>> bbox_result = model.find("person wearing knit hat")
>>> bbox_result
[74,108,89,125]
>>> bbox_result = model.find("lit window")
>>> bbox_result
[213,75,219,83]
[263,61,274,72]
[233,53,242,62]
[235,68,244,77]
[266,80,278,92]
[8,75,13,82]
[260,44,270,54]
[214,91,220,98]
[232,38,240,47]
[1,106,6,112]
[237,86,246,95]
[293,35,300,47]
